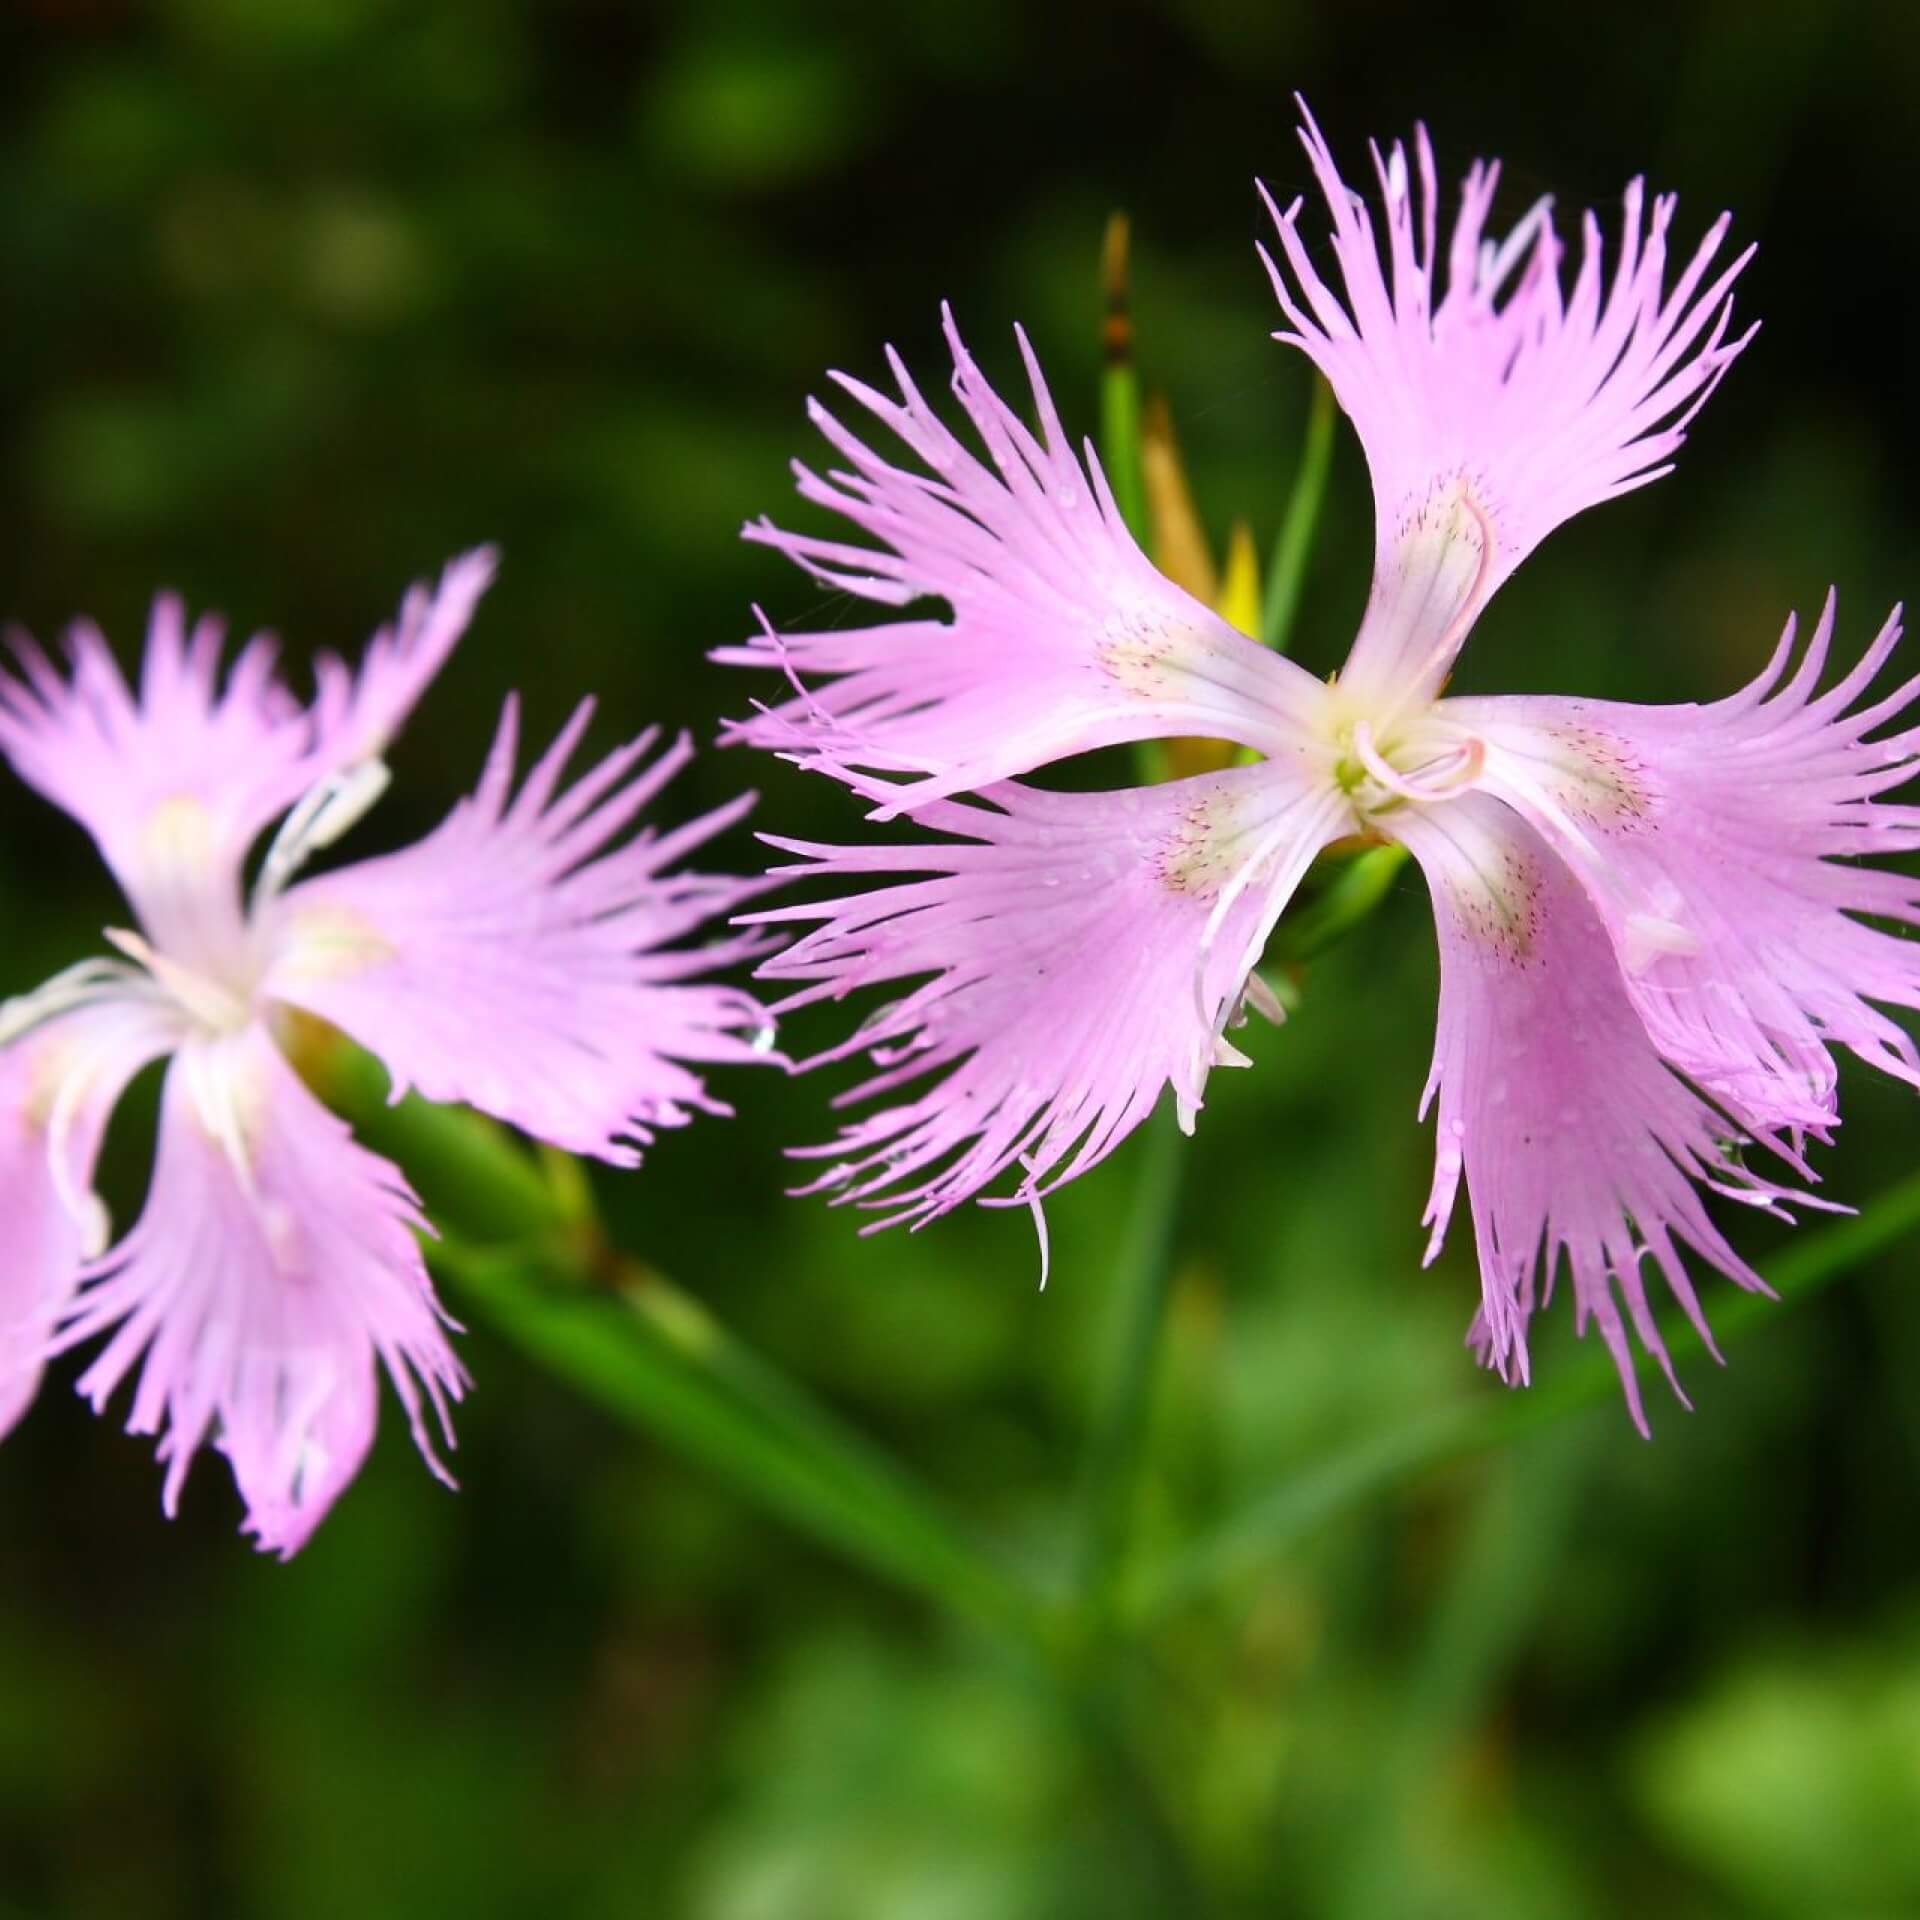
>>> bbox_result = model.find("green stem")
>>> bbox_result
[434,1238,1047,1643]
[1099,211,1147,546]
[1075,1107,1186,1606]
[1102,366,1146,547]
[1272,843,1409,965]
[319,1031,566,1240]
[1260,374,1335,652]
[1069,1666,1221,1916]
[321,1045,1216,1893]
[310,1037,1053,1648]
[1097,211,1158,787]
[1328,1421,1593,1918]
[1134,1166,1920,1620]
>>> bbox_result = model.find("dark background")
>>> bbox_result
[1,1,1917,1914]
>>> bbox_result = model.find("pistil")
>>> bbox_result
[103,927,253,1035]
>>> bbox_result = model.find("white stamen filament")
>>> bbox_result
[1241,970,1288,1027]
[1187,788,1341,1125]
[1190,805,1309,1036]
[253,759,392,911]
[1384,142,1409,207]
[45,1052,114,1258]
[179,1039,261,1193]
[1469,741,1702,975]
[1014,1150,1051,1292]
[1623,910,1703,973]
[1477,196,1554,300]
[1475,744,1608,869]
[103,927,250,1034]
[1374,488,1496,732]
[1352,720,1486,804]
[0,958,149,1048]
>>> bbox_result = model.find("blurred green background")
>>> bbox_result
[2,1,1918,1914]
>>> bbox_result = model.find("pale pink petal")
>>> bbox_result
[258,703,774,1165]
[1262,99,1755,706]
[1449,598,1920,1142]
[0,595,311,966]
[305,546,498,772]
[716,307,1328,814]
[0,550,498,973]
[748,759,1349,1233]
[57,1026,464,1557]
[0,994,181,1435]
[1393,794,1802,1430]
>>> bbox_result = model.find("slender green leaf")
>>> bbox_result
[1101,369,1145,543]
[313,1029,568,1241]
[309,1035,1052,1645]
[436,1242,1049,1642]
[1260,374,1335,652]
[1134,1168,1920,1619]
[1331,1422,1594,1918]
[1098,211,1146,545]
[1273,843,1410,965]
[1075,1107,1186,1604]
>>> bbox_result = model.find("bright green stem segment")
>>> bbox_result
[1098,215,1136,545]
[1273,843,1409,965]
[1101,364,1146,547]
[1261,374,1335,653]
[311,1037,1051,1646]
[321,1039,564,1241]
[1097,211,1155,783]
[305,1038,1920,1645]
[1097,208,1145,548]
[1134,1165,1920,1621]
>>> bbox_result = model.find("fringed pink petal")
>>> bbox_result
[1394,794,1805,1430]
[748,760,1348,1232]
[57,1027,465,1557]
[1449,597,1920,1143]
[0,595,309,967]
[716,307,1327,812]
[305,546,497,771]
[1263,98,1755,707]
[0,551,497,974]
[259,703,776,1166]
[0,994,181,1436]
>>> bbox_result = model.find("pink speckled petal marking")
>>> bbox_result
[746,761,1348,1237]
[0,549,773,1552]
[1392,793,1805,1431]
[716,102,1920,1440]
[56,1027,465,1559]
[717,307,1327,814]
[261,700,775,1164]
[1262,99,1755,707]
[1450,597,1920,1142]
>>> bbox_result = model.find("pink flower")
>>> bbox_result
[723,105,1918,1421]
[0,551,771,1552]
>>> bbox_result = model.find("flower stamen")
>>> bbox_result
[1186,786,1345,1122]
[0,957,150,1047]
[103,927,252,1035]
[252,759,393,911]
[1350,719,1487,805]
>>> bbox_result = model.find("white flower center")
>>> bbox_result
[1322,694,1489,826]
[139,793,219,878]
[103,926,255,1034]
